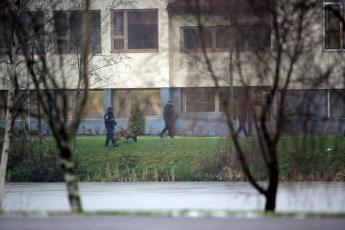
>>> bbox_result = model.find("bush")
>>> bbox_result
[6,136,63,182]
[128,98,145,135]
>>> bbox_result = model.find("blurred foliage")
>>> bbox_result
[3,131,63,182]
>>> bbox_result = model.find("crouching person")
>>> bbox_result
[104,106,118,147]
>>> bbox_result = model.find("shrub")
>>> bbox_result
[128,98,145,135]
[6,135,63,182]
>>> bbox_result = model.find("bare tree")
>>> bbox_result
[0,0,35,210]
[181,0,343,211]
[2,0,93,212]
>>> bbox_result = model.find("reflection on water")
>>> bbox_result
[4,182,345,212]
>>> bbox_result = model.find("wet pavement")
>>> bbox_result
[4,182,345,212]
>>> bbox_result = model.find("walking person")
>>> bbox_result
[104,106,118,147]
[159,99,175,138]
[235,94,249,137]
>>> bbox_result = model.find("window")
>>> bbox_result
[82,91,103,119]
[115,90,128,117]
[18,91,42,118]
[183,88,216,112]
[111,9,158,51]
[20,11,45,53]
[0,8,9,53]
[324,2,343,50]
[219,87,271,120]
[0,11,44,53]
[55,90,103,119]
[0,91,42,120]
[329,90,345,118]
[181,25,271,51]
[113,89,161,117]
[219,87,251,113]
[54,10,101,53]
[182,27,212,49]
[285,90,327,120]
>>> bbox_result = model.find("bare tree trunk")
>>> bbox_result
[265,170,279,210]
[265,147,279,211]
[0,54,16,210]
[60,143,82,212]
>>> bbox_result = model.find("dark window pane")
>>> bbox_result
[114,39,124,49]
[54,11,68,52]
[0,9,10,53]
[235,27,247,50]
[128,10,158,49]
[330,90,345,118]
[325,5,341,49]
[183,27,212,49]
[28,93,41,118]
[113,11,124,36]
[185,88,215,112]
[20,11,45,53]
[54,11,67,36]
[246,25,271,50]
[69,11,83,52]
[285,90,327,120]
[56,39,68,51]
[89,11,101,53]
[216,26,233,49]
[114,90,128,117]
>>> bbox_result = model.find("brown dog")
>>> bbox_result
[116,130,138,142]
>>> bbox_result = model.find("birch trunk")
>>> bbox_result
[0,56,17,210]
[60,144,82,212]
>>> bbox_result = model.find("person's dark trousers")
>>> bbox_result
[235,119,249,137]
[159,124,173,138]
[105,128,116,146]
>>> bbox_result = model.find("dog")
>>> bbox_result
[118,130,138,142]
[115,128,138,142]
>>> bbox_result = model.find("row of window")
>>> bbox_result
[182,88,345,119]
[182,25,271,51]
[0,9,271,54]
[285,89,345,119]
[1,4,344,53]
[0,90,104,120]
[1,89,344,120]
[0,90,162,120]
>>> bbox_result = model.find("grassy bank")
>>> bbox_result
[5,135,345,182]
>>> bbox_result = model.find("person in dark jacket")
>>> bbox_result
[104,106,118,147]
[159,99,175,138]
[234,94,249,137]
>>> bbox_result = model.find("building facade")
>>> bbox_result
[0,0,344,136]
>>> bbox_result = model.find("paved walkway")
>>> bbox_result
[1,216,345,230]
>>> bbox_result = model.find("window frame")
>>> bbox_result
[328,90,345,119]
[20,10,46,54]
[182,87,218,113]
[110,9,159,53]
[53,10,102,54]
[113,89,161,118]
[324,1,344,51]
[180,25,271,52]
[81,90,104,120]
[0,10,45,54]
